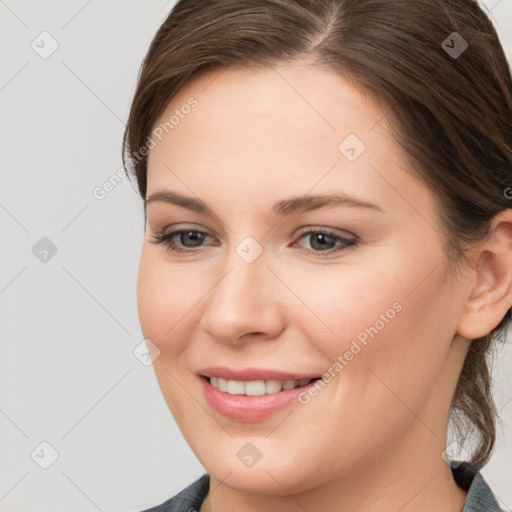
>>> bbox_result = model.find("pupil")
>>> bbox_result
[181,231,204,247]
[311,233,335,251]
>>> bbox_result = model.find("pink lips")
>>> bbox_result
[198,366,320,422]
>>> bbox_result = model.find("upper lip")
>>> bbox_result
[198,366,321,381]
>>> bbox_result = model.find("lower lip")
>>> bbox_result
[199,376,319,422]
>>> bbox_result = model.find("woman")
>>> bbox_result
[123,0,512,510]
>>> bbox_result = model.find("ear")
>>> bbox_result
[456,209,512,340]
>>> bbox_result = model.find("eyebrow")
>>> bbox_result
[145,189,384,217]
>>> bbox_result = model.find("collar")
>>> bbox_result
[452,461,506,512]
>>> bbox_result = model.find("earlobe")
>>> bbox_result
[456,210,512,340]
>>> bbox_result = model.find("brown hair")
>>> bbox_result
[122,0,512,470]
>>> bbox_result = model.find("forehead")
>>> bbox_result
[145,62,435,222]
[151,61,384,144]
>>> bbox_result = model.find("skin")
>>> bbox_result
[137,60,512,512]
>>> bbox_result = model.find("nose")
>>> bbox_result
[199,243,285,345]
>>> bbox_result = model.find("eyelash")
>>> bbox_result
[149,227,358,258]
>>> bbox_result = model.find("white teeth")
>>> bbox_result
[265,379,282,393]
[227,380,245,394]
[245,380,267,396]
[208,377,313,395]
[217,377,228,392]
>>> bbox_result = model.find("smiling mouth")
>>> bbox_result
[204,376,320,396]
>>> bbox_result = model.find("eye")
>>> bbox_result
[149,229,214,254]
[292,228,357,258]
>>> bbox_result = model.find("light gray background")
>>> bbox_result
[1,1,511,511]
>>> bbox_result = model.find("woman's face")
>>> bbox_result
[138,61,471,494]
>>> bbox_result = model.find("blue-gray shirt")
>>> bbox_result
[141,461,508,511]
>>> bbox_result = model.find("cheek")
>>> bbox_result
[280,259,408,353]
[284,250,453,386]
[136,249,198,356]
[137,250,205,418]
